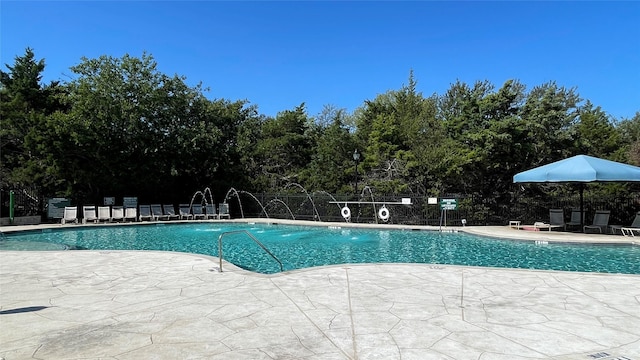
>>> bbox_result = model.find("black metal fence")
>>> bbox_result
[0,188,41,219]
[225,192,640,227]
[3,186,639,227]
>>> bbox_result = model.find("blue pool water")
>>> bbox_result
[2,222,639,274]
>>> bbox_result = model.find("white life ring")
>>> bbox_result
[378,206,390,222]
[341,206,351,220]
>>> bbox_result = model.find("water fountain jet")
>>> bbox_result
[284,183,321,221]
[224,188,269,218]
[265,198,296,220]
[360,186,378,224]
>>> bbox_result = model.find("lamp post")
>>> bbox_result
[353,149,360,196]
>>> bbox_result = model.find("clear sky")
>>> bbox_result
[2,1,639,120]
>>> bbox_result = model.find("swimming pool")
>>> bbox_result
[2,222,639,274]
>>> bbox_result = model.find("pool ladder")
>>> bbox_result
[217,230,283,272]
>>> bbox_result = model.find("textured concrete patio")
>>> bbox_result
[1,245,639,359]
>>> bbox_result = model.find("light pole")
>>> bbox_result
[353,149,360,196]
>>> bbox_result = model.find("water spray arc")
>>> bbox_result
[285,183,321,221]
[265,198,296,220]
[189,187,216,210]
[224,187,270,219]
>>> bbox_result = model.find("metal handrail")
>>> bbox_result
[217,230,283,272]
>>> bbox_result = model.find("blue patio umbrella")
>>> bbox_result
[513,155,640,226]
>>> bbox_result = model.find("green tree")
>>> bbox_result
[438,79,495,194]
[465,80,527,194]
[440,79,494,142]
[206,99,263,197]
[355,71,437,194]
[613,111,640,165]
[303,105,355,193]
[253,104,312,191]
[575,101,619,158]
[519,81,580,167]
[392,74,441,195]
[0,48,66,198]
[54,52,244,203]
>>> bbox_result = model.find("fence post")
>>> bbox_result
[9,190,15,224]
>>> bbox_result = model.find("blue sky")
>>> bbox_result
[2,1,639,120]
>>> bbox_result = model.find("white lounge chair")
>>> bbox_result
[97,206,111,222]
[179,204,194,220]
[613,211,640,236]
[82,205,98,224]
[111,206,125,222]
[621,227,640,237]
[584,210,611,234]
[61,206,78,224]
[124,207,137,222]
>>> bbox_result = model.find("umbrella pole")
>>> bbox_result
[580,184,584,227]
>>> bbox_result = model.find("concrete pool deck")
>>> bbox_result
[1,221,639,359]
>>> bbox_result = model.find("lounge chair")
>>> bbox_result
[179,204,194,220]
[584,210,611,233]
[621,227,640,237]
[191,204,206,220]
[218,203,230,219]
[97,206,111,222]
[205,204,217,219]
[520,222,559,231]
[565,209,585,230]
[151,204,169,220]
[549,209,566,231]
[61,206,78,224]
[613,211,640,236]
[82,205,98,224]
[139,205,155,221]
[163,204,180,220]
[111,206,125,222]
[124,207,137,222]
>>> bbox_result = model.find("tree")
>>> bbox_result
[355,71,437,194]
[615,111,640,165]
[253,104,312,191]
[392,73,441,195]
[437,80,495,194]
[575,101,619,158]
[465,80,527,194]
[0,48,66,198]
[518,81,580,167]
[53,52,245,203]
[304,106,354,193]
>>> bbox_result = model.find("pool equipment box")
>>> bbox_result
[123,197,138,208]
[440,199,457,210]
[47,198,70,219]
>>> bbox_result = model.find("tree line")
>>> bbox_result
[2,49,639,214]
